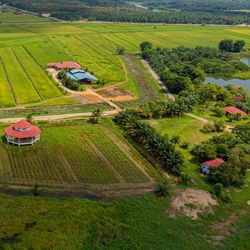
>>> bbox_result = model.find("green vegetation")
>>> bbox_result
[0,8,48,23]
[5,0,250,25]
[0,119,156,187]
[114,111,184,174]
[0,23,249,107]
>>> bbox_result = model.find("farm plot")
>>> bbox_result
[0,48,40,104]
[0,122,153,188]
[51,35,125,84]
[100,33,138,51]
[24,39,70,67]
[12,46,62,99]
[0,60,15,107]
[83,125,150,183]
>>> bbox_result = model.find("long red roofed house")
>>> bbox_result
[200,158,224,174]
[224,106,247,117]
[5,120,41,146]
[47,61,81,70]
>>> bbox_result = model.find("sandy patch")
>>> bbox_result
[169,188,217,220]
[211,213,238,236]
[73,92,103,104]
[97,86,134,101]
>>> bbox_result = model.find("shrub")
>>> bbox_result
[212,106,226,117]
[155,183,169,197]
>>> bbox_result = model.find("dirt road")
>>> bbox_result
[186,113,234,132]
[141,59,175,101]
[0,109,122,123]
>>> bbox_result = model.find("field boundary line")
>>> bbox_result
[55,144,80,183]
[112,33,139,50]
[82,131,126,184]
[0,56,19,106]
[73,35,123,70]
[114,33,139,49]
[95,56,129,91]
[101,126,155,183]
[11,48,42,101]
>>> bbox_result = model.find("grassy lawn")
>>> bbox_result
[0,119,155,187]
[148,116,215,188]
[192,106,250,126]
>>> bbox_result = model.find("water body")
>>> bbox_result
[240,58,250,66]
[205,77,250,91]
[205,58,250,91]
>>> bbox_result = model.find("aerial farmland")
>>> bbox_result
[0,5,249,249]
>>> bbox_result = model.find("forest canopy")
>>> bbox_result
[3,0,250,24]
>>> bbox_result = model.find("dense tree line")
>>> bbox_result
[141,42,249,94]
[3,0,250,24]
[114,111,184,174]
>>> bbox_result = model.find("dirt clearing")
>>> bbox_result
[169,188,217,220]
[97,86,134,101]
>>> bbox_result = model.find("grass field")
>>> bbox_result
[0,173,249,249]
[0,23,249,107]
[0,119,156,188]
[148,116,216,188]
[0,10,48,23]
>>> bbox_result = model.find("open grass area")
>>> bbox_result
[0,119,155,188]
[148,116,215,188]
[0,23,249,107]
[0,11,48,23]
[0,172,249,249]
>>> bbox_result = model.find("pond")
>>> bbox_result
[205,58,250,91]
[240,58,250,66]
[205,77,250,91]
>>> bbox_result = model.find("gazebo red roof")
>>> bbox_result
[47,61,81,69]
[5,120,41,139]
[224,107,247,116]
[201,158,224,168]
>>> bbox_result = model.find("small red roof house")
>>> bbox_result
[47,61,81,70]
[224,106,247,117]
[200,158,224,174]
[5,120,41,146]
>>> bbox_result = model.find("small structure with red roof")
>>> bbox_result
[47,61,81,70]
[200,158,224,174]
[5,120,41,146]
[224,106,247,117]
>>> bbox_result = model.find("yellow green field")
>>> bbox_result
[0,23,250,107]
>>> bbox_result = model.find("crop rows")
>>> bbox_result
[0,48,40,104]
[12,46,62,99]
[0,59,15,107]
[83,125,149,183]
[0,124,151,187]
[51,35,124,84]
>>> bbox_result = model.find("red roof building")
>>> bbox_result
[5,120,41,146]
[47,61,81,70]
[200,158,224,174]
[224,106,247,117]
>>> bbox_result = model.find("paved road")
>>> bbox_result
[141,59,175,101]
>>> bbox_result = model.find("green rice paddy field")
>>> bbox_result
[0,119,157,189]
[0,22,250,107]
